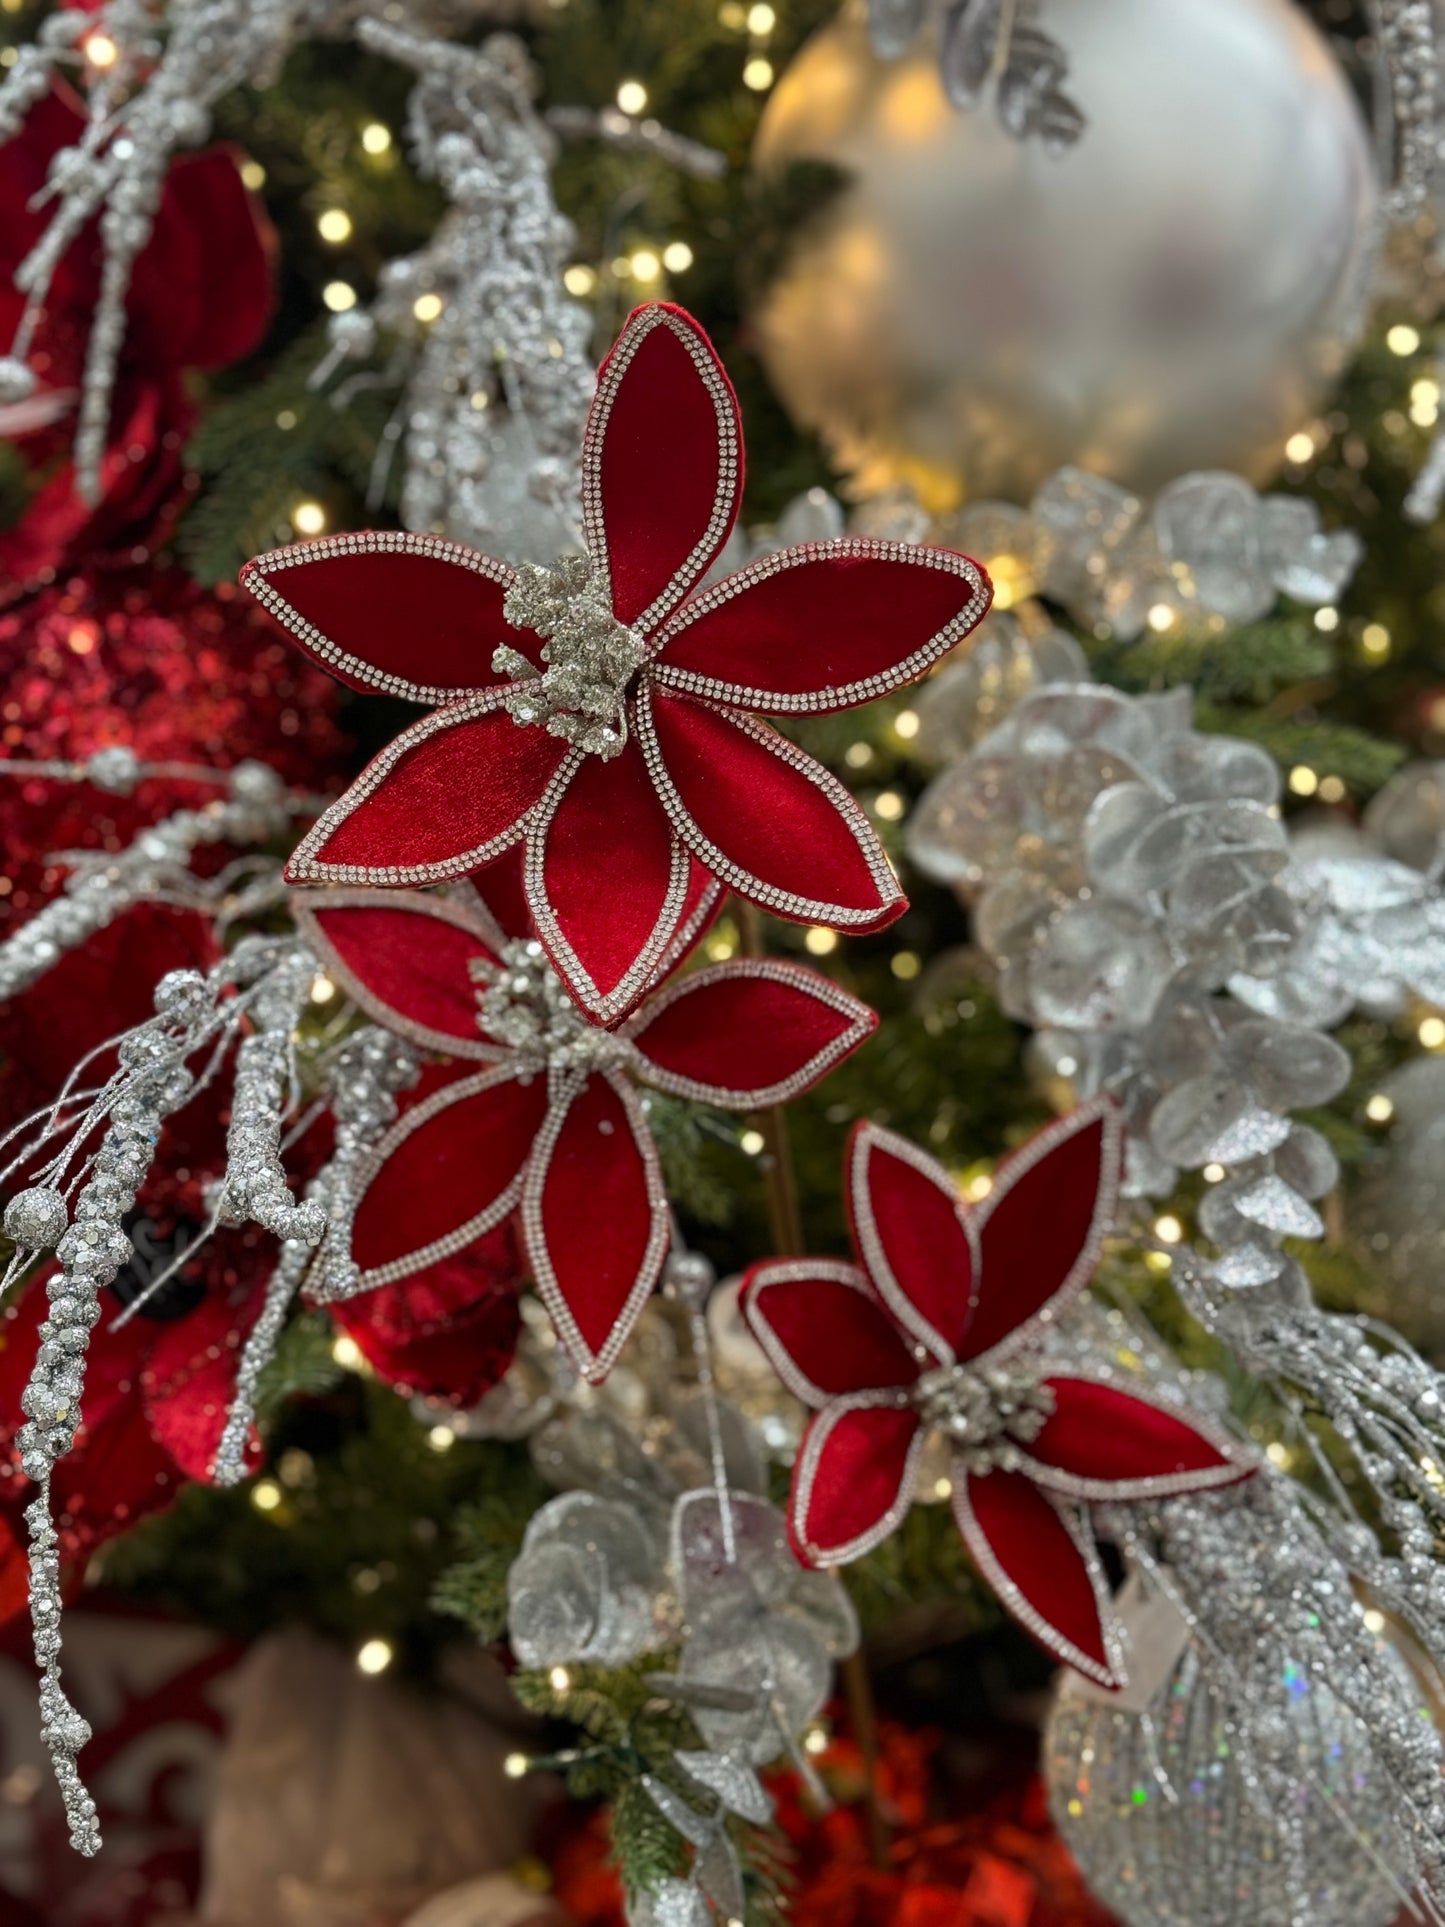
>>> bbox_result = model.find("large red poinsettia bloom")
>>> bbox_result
[741,1101,1253,1689]
[245,302,991,1023]
[0,86,274,589]
[294,867,876,1382]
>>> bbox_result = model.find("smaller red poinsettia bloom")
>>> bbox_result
[293,872,877,1383]
[741,1100,1253,1689]
[0,85,274,589]
[245,301,991,1023]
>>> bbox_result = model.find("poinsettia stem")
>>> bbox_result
[737,902,889,1869]
[737,902,805,1257]
[842,1651,891,1871]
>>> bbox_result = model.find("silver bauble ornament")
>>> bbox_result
[1044,1641,1413,1927]
[750,0,1378,507]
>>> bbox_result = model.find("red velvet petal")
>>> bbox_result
[741,1259,917,1405]
[0,902,217,1112]
[654,541,991,714]
[630,959,876,1108]
[0,1517,29,1628]
[242,534,535,703]
[791,1396,922,1567]
[526,736,692,1023]
[847,1121,977,1362]
[286,694,565,887]
[142,1280,268,1482]
[1023,1377,1251,1500]
[350,1067,548,1285]
[954,1469,1121,1687]
[584,304,742,634]
[332,1228,522,1406]
[134,143,275,370]
[638,687,904,929]
[293,890,501,1060]
[962,1099,1123,1366]
[522,1070,668,1383]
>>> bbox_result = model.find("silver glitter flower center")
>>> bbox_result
[473,939,635,1074]
[912,1359,1055,1474]
[496,555,645,761]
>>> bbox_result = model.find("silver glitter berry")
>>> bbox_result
[3,1186,68,1251]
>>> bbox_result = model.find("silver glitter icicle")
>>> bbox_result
[211,1025,419,1480]
[217,944,327,1247]
[15,970,221,1853]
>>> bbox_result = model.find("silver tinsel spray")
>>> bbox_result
[313,20,596,564]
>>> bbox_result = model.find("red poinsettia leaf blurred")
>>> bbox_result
[142,1278,268,1482]
[331,1228,522,1406]
[742,1260,917,1406]
[137,141,275,370]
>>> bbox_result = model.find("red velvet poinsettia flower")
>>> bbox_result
[741,1101,1253,1689]
[244,302,991,1022]
[0,85,274,589]
[293,874,877,1382]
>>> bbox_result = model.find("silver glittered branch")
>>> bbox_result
[0,0,310,501]
[0,761,294,1001]
[313,19,595,566]
[218,944,327,1247]
[545,104,725,181]
[1108,1481,1445,1910]
[1364,0,1438,220]
[211,1024,421,1482]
